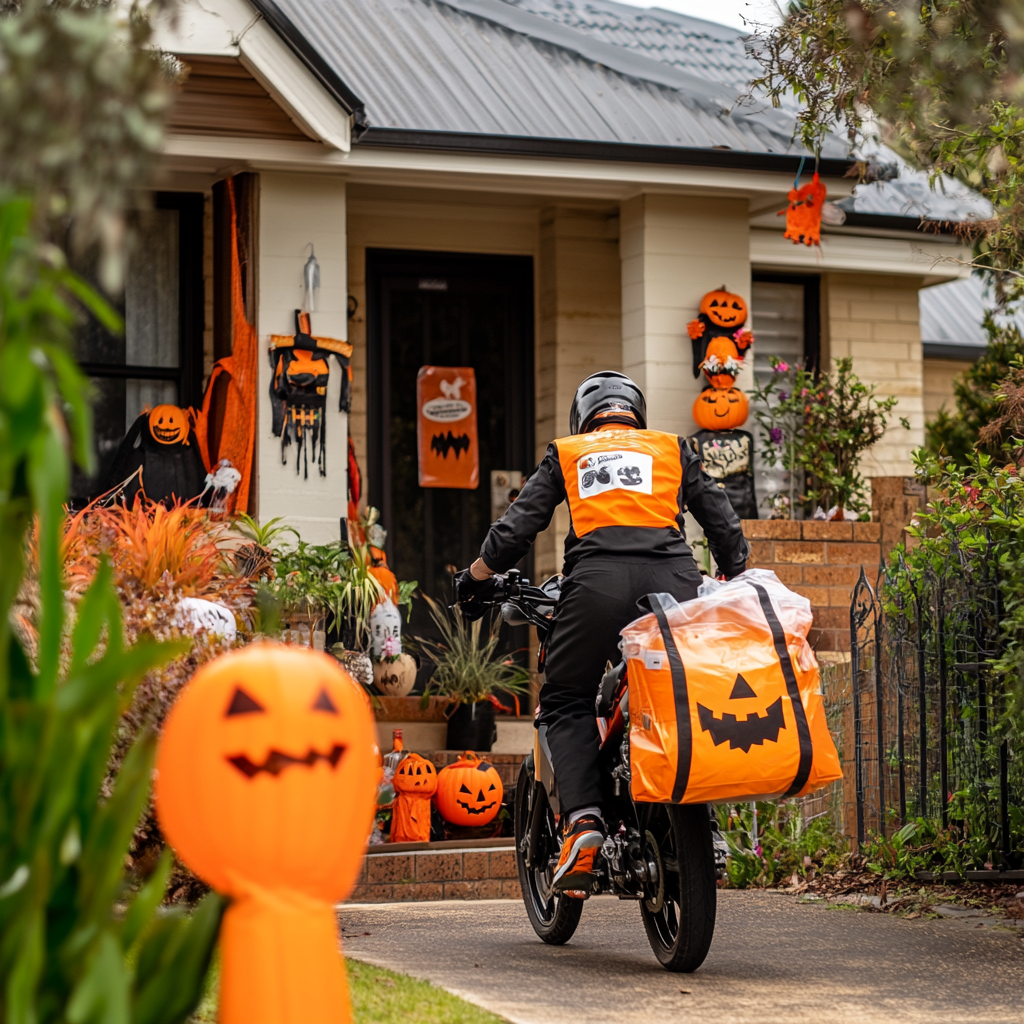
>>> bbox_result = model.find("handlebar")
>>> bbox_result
[457,568,560,630]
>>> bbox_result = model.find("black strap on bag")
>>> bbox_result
[748,582,813,798]
[642,593,693,803]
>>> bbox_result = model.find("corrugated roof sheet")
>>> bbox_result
[269,0,837,155]
[920,277,1024,348]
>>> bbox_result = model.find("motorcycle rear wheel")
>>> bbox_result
[514,761,583,945]
[638,802,716,972]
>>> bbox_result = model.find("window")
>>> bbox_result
[71,192,205,504]
[750,275,820,517]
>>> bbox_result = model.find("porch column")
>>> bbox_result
[620,194,751,437]
[257,171,348,543]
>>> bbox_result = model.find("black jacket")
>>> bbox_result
[480,432,749,577]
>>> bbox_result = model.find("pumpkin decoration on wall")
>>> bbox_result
[687,286,758,521]
[154,645,379,1024]
[390,753,438,843]
[434,751,504,827]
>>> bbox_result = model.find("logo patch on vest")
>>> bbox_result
[576,451,653,498]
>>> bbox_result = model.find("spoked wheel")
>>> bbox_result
[637,802,716,972]
[514,760,583,944]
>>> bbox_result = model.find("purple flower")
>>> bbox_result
[774,361,790,373]
[769,427,783,445]
[778,390,789,401]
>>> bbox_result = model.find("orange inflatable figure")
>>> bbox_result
[390,753,437,843]
[782,172,827,246]
[155,645,379,1024]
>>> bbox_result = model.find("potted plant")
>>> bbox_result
[415,595,530,751]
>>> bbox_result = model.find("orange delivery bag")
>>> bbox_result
[620,569,842,804]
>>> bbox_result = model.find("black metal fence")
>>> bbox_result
[849,548,1022,871]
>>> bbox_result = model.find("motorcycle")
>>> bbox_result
[470,569,728,973]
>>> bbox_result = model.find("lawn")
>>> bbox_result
[191,956,506,1023]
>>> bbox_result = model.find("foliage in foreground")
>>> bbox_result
[0,196,223,1023]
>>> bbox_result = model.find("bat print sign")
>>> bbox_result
[417,366,479,489]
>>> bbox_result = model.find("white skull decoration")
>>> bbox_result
[369,599,403,659]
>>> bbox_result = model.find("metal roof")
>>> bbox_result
[920,277,1024,356]
[264,0,842,158]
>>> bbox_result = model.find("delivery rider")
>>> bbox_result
[455,371,749,892]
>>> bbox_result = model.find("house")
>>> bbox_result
[76,0,985,608]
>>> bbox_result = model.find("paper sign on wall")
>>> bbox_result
[416,365,479,489]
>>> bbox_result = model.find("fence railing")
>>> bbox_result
[848,551,1021,871]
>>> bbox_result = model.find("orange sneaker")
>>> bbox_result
[552,815,604,892]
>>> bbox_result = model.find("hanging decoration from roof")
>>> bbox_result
[781,170,827,247]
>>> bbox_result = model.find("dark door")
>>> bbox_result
[367,249,534,639]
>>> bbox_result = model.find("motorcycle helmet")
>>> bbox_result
[568,371,647,434]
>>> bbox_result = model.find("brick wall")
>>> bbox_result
[743,519,882,652]
[350,846,520,903]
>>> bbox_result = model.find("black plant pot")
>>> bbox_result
[446,700,497,752]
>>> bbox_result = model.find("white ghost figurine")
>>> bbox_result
[369,599,402,659]
[174,597,237,640]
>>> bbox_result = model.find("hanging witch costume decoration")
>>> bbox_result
[269,310,353,478]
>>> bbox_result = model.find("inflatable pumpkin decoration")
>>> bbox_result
[435,751,504,827]
[693,387,749,431]
[155,644,379,1024]
[390,753,437,843]
[700,287,748,329]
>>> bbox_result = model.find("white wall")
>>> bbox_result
[257,172,348,543]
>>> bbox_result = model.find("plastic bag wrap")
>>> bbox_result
[621,569,841,804]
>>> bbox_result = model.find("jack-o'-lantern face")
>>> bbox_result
[697,673,786,753]
[693,387,749,431]
[154,644,379,900]
[394,753,437,796]
[434,751,504,827]
[699,287,748,329]
[148,404,190,445]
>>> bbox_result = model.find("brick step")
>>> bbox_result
[350,844,520,903]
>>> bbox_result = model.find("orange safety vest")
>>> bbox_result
[555,428,683,537]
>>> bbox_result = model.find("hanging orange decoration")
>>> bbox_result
[154,645,379,1024]
[434,751,503,826]
[781,171,827,246]
[390,753,438,843]
[416,366,479,489]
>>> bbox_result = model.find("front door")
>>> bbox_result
[367,249,534,638]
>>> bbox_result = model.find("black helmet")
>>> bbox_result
[569,371,647,434]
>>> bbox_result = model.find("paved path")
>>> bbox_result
[340,891,1024,1024]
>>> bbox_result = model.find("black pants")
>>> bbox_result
[540,557,702,815]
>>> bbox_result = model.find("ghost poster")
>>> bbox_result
[416,365,479,489]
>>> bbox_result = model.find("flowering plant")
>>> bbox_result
[750,356,906,519]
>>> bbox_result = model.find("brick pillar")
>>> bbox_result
[870,476,926,560]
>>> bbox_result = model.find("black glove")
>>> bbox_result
[454,568,499,620]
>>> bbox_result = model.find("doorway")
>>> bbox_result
[366,249,534,640]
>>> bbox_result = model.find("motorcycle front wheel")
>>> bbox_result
[514,760,583,945]
[637,802,716,972]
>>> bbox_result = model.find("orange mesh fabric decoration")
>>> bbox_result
[621,571,842,805]
[782,172,827,246]
[154,645,380,1024]
[198,178,257,511]
[391,753,437,843]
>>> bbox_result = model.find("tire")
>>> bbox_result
[638,802,716,972]
[514,761,583,945]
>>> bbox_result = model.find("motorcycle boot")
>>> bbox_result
[552,814,605,892]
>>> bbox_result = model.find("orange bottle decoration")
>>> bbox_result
[390,753,438,843]
[154,645,379,1024]
[782,171,827,247]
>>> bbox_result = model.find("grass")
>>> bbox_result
[191,955,506,1024]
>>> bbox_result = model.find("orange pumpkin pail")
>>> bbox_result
[434,751,504,826]
[621,570,842,805]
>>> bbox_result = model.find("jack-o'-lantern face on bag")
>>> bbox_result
[693,387,749,431]
[699,288,748,329]
[154,645,379,900]
[697,673,786,753]
[148,404,190,445]
[434,751,504,827]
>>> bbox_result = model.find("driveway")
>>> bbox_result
[340,890,1024,1024]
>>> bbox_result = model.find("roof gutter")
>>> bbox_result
[247,0,369,135]
[357,127,856,177]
